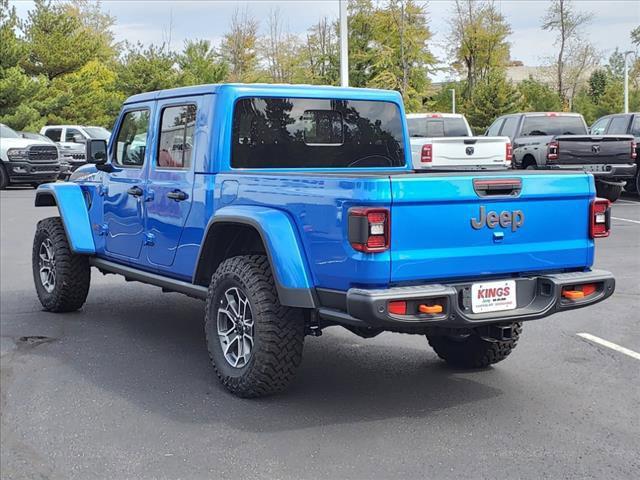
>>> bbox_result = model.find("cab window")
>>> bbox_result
[157,104,196,169]
[114,109,150,167]
[590,117,610,135]
[486,118,504,136]
[499,116,519,138]
[608,116,630,135]
[44,128,62,142]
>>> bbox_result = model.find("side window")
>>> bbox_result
[486,118,504,136]
[114,109,150,167]
[590,117,610,135]
[631,116,640,137]
[44,128,61,142]
[157,104,196,169]
[499,117,519,138]
[65,128,84,143]
[608,116,630,134]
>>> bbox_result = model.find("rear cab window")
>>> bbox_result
[520,115,587,136]
[44,128,62,142]
[231,97,405,169]
[407,116,469,138]
[607,116,631,135]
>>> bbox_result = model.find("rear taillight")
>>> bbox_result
[505,143,513,163]
[631,141,637,160]
[547,141,559,162]
[421,143,432,163]
[590,198,611,238]
[348,207,390,253]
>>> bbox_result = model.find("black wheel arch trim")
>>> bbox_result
[193,215,317,309]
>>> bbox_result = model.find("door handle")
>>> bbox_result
[127,186,143,197]
[167,189,188,201]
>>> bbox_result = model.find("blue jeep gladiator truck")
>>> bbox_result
[32,84,615,397]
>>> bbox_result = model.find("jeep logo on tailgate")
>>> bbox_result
[471,206,525,232]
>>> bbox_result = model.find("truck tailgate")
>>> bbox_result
[556,135,633,165]
[389,172,594,283]
[411,136,509,168]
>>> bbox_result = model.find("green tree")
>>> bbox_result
[46,60,123,127]
[259,8,301,83]
[588,69,607,102]
[299,17,340,85]
[21,0,115,80]
[449,0,512,100]
[220,6,259,82]
[464,71,522,133]
[347,0,377,88]
[177,39,228,85]
[116,43,180,97]
[518,78,563,112]
[0,0,25,70]
[366,0,435,111]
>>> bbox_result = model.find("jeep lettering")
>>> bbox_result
[471,206,525,231]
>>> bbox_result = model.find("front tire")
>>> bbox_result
[596,182,623,202]
[427,323,522,368]
[0,164,9,189]
[204,255,305,398]
[32,217,91,312]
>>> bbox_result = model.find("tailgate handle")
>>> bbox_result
[473,178,522,197]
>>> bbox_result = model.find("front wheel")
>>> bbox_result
[32,217,91,312]
[0,164,9,189]
[204,255,305,398]
[426,323,522,368]
[595,182,623,202]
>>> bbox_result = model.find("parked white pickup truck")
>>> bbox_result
[407,113,511,170]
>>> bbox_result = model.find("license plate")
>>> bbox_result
[471,280,517,314]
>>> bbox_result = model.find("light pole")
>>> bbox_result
[450,88,456,114]
[623,50,633,113]
[340,0,349,87]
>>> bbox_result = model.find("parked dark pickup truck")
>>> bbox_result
[591,112,640,194]
[486,112,637,201]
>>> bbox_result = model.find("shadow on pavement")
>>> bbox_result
[9,284,505,433]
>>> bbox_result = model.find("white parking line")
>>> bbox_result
[611,216,640,225]
[577,333,640,361]
[616,200,639,205]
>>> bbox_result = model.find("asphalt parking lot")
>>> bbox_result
[1,187,639,480]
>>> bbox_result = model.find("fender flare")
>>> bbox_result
[195,205,316,308]
[35,183,95,254]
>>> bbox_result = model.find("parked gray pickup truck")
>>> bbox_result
[591,112,640,195]
[486,112,637,201]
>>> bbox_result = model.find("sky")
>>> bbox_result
[10,0,640,82]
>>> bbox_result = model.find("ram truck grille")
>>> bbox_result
[28,145,58,162]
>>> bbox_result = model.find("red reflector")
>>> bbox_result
[367,211,386,224]
[562,289,584,299]
[421,144,432,163]
[367,235,386,248]
[590,198,611,238]
[388,301,407,315]
[581,283,597,296]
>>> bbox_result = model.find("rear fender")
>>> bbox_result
[195,205,315,308]
[34,183,95,254]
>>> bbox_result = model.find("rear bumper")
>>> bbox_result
[552,163,637,180]
[318,270,615,330]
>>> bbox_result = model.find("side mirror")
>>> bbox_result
[86,139,107,165]
[73,133,86,144]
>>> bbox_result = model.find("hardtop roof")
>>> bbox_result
[123,83,404,105]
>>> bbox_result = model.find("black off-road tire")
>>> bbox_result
[0,164,9,189]
[204,255,305,398]
[427,323,522,368]
[595,182,623,202]
[32,217,91,312]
